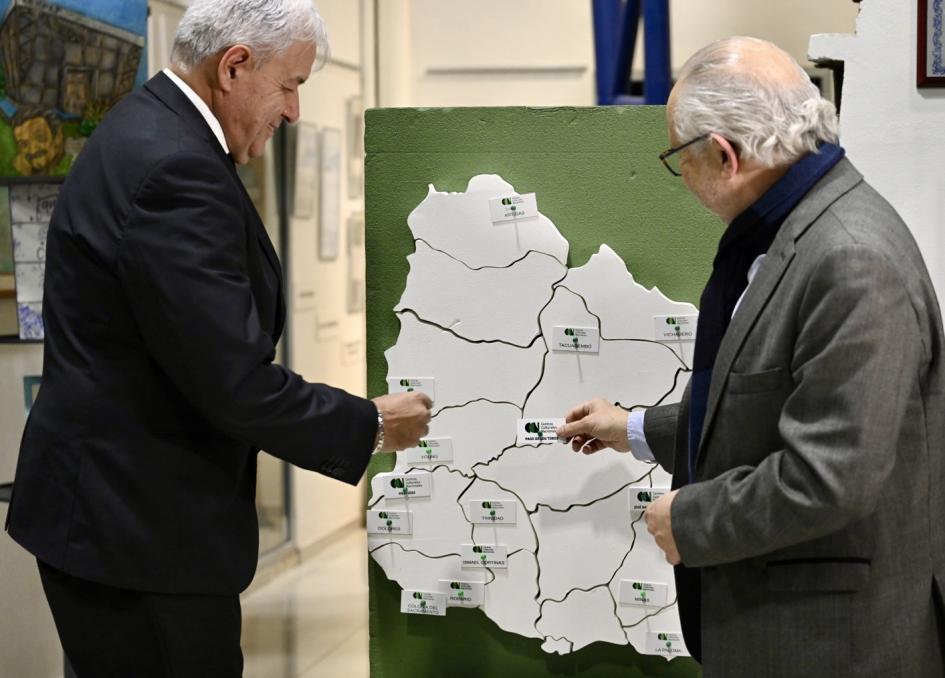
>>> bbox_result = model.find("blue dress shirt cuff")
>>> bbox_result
[627,410,656,462]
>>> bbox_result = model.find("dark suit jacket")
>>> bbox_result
[644,159,945,676]
[5,72,378,595]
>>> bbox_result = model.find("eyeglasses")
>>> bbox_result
[658,134,709,177]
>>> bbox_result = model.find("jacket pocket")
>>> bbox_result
[726,366,785,394]
[765,558,871,592]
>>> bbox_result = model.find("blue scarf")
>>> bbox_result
[687,143,845,482]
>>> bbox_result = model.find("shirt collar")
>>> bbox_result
[162,68,230,155]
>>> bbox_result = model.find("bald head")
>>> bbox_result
[669,36,838,168]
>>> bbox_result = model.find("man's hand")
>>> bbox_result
[644,489,681,565]
[555,398,631,454]
[372,392,433,452]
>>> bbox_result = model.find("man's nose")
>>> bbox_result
[283,89,300,124]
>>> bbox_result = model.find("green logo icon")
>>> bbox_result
[524,422,544,439]
[632,582,643,590]
[665,318,676,325]
[420,600,427,609]
[472,546,483,553]
[413,592,423,600]
[490,509,496,518]
[480,554,487,562]
[657,633,672,648]
[378,512,388,519]
[399,378,414,392]
[450,582,461,590]
[501,197,512,205]
[482,501,492,509]
[390,478,405,489]
[637,491,652,502]
[457,590,465,598]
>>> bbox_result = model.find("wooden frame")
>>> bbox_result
[918,0,945,87]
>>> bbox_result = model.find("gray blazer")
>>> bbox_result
[644,158,945,677]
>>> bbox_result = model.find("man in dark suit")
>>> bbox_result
[559,37,945,675]
[5,1,431,675]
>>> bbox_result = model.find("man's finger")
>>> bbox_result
[564,402,592,424]
[581,440,605,455]
[557,420,589,440]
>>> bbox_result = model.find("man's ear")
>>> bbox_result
[710,133,739,178]
[216,45,253,93]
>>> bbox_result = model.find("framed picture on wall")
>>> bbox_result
[8,181,62,340]
[346,95,364,198]
[292,123,320,218]
[918,0,945,87]
[319,127,342,260]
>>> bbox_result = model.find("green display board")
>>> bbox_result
[365,106,722,678]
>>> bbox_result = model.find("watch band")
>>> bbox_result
[372,412,385,454]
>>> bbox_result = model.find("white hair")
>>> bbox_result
[671,37,838,168]
[171,0,330,72]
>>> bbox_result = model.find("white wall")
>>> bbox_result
[374,0,859,108]
[666,0,859,73]
[288,0,370,552]
[376,0,597,107]
[811,1,945,303]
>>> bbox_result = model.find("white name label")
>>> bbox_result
[645,631,687,657]
[653,314,698,342]
[367,509,412,535]
[401,590,447,616]
[552,325,600,353]
[460,544,508,569]
[488,193,539,223]
[402,437,454,465]
[619,579,669,607]
[387,377,436,402]
[384,472,433,499]
[628,486,669,512]
[516,418,566,446]
[439,579,485,606]
[469,500,517,524]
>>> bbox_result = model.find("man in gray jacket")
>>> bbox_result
[559,37,945,676]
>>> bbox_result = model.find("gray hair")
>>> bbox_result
[171,0,330,72]
[671,37,838,168]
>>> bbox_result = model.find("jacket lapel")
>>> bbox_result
[694,159,865,471]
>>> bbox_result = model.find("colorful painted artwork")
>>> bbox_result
[0,0,148,176]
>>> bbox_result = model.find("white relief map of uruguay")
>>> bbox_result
[368,174,697,658]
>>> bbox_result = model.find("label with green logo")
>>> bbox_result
[460,543,508,569]
[551,325,600,353]
[517,418,566,445]
[401,590,447,616]
[628,486,669,512]
[618,579,669,607]
[652,314,698,342]
[469,499,517,524]
[645,631,686,657]
[488,192,539,223]
[385,472,433,499]
[402,437,453,465]
[439,579,485,606]
[367,509,413,535]
[386,377,436,402]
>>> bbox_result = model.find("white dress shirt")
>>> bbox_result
[162,68,230,155]
[627,254,767,462]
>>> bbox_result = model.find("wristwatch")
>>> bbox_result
[372,412,385,454]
